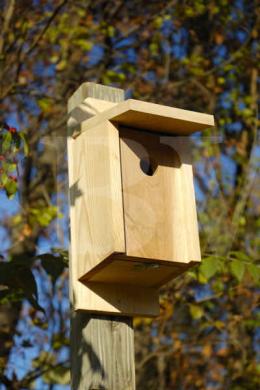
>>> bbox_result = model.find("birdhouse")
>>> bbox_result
[68,84,214,317]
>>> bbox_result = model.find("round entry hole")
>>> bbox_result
[140,158,157,176]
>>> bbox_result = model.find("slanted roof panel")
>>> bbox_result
[79,99,214,137]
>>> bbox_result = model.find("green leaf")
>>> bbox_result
[186,270,197,280]
[5,178,17,198]
[0,172,8,186]
[229,251,251,262]
[15,265,38,300]
[0,259,44,312]
[12,132,21,150]
[243,319,260,329]
[38,97,52,112]
[75,39,92,51]
[2,131,12,152]
[247,264,260,284]
[43,365,70,385]
[56,59,67,71]
[107,26,115,38]
[39,253,67,284]
[52,333,69,350]
[154,16,163,28]
[19,132,29,156]
[230,260,245,282]
[32,351,55,368]
[32,352,69,385]
[189,304,204,320]
[52,248,69,265]
[213,320,225,330]
[103,70,126,83]
[149,42,159,55]
[200,257,220,280]
[3,162,16,172]
[30,206,58,227]
[198,272,208,284]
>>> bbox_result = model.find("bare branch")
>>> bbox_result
[26,0,68,56]
[0,0,16,55]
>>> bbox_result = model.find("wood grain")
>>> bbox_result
[119,127,201,265]
[75,98,214,137]
[85,257,191,288]
[68,83,136,390]
[79,126,201,291]
[68,90,160,316]
[68,82,124,113]
[71,312,135,390]
[69,120,125,279]
[68,83,209,316]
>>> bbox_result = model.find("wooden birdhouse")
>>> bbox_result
[68,83,214,317]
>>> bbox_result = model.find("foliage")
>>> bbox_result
[0,250,67,303]
[0,123,28,198]
[0,0,259,389]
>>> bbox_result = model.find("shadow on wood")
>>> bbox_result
[71,308,135,389]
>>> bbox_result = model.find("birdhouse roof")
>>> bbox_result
[79,99,214,136]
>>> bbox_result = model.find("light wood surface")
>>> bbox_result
[85,257,192,288]
[68,97,117,136]
[68,89,160,316]
[75,98,214,137]
[78,126,201,290]
[69,120,125,279]
[120,128,201,263]
[71,312,135,390]
[68,83,212,317]
[68,83,136,390]
[78,282,159,316]
[68,82,124,113]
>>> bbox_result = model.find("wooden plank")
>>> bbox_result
[68,100,158,316]
[68,124,159,314]
[77,126,201,289]
[68,82,124,113]
[119,127,201,264]
[74,98,215,137]
[85,257,190,288]
[68,97,118,136]
[69,120,125,279]
[77,282,159,316]
[68,83,136,390]
[71,313,135,390]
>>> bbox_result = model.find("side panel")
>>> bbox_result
[68,120,125,281]
[119,128,201,264]
[67,89,160,316]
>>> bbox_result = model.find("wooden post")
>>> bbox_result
[68,83,135,390]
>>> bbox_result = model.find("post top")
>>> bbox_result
[77,98,214,137]
[68,82,125,113]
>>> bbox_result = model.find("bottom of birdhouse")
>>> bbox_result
[80,254,197,288]
[74,256,198,317]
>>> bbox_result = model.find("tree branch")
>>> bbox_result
[0,0,16,55]
[26,0,68,56]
